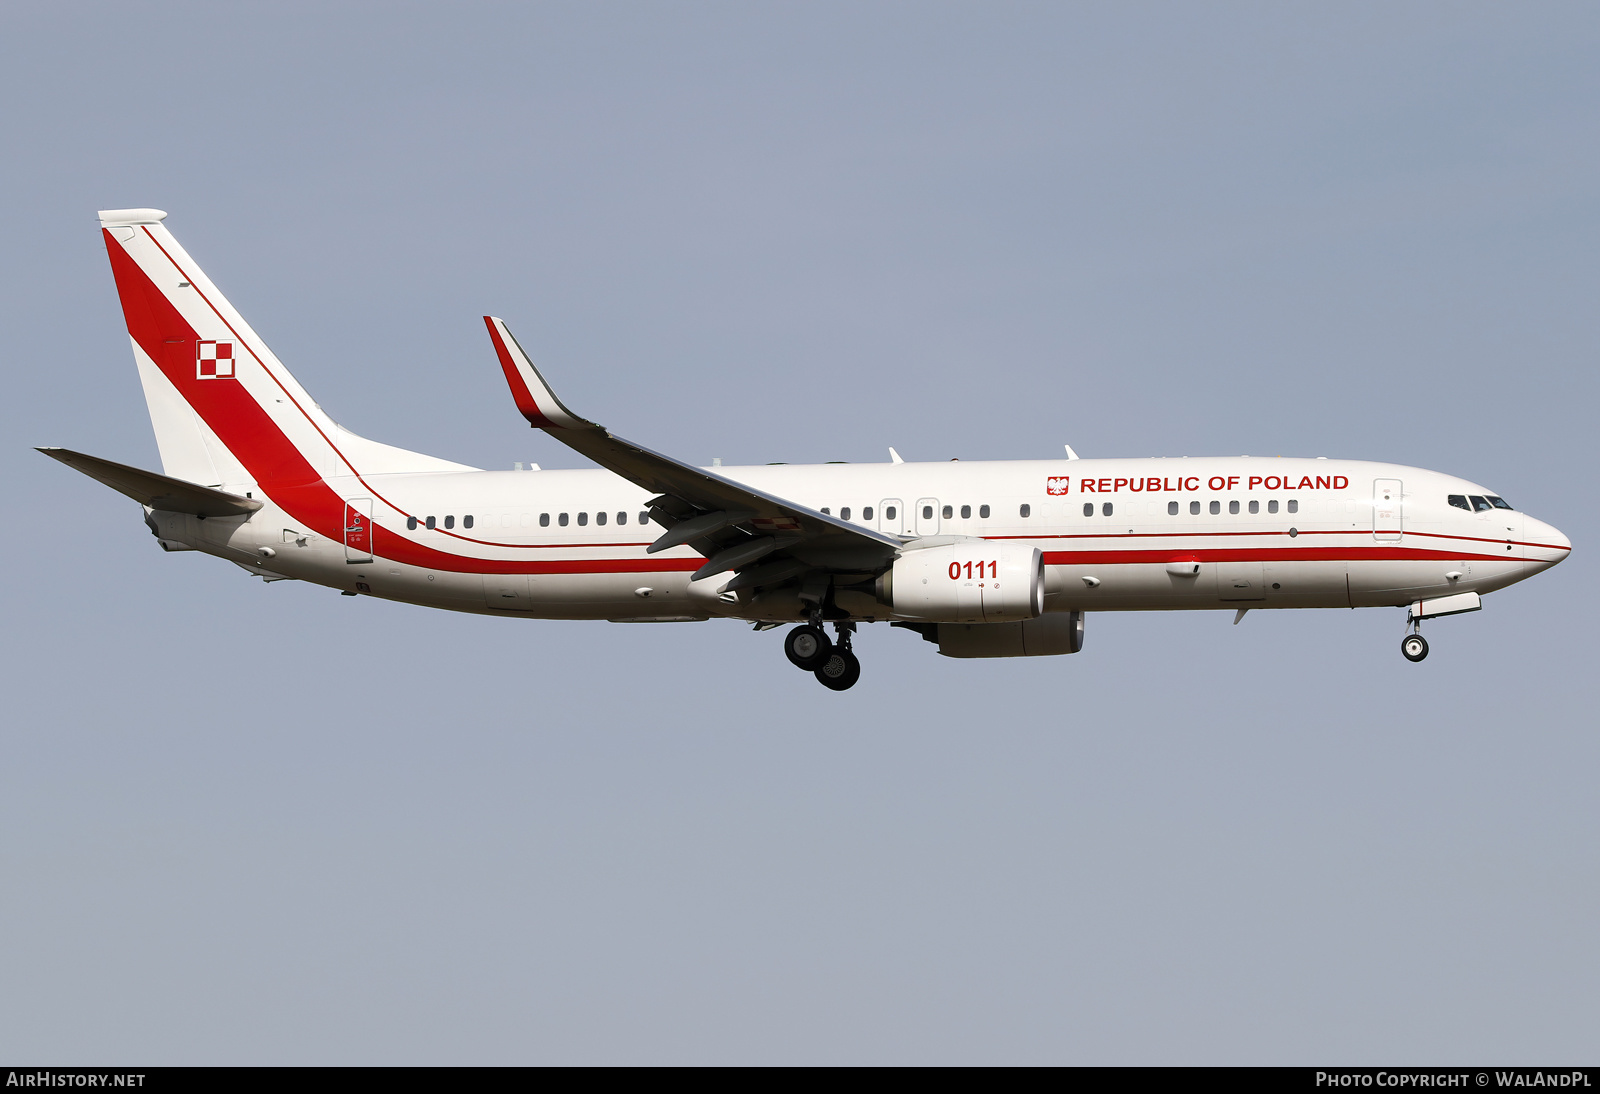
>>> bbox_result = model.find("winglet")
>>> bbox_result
[482,316,593,431]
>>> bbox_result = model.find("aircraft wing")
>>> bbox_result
[37,447,264,518]
[483,317,901,588]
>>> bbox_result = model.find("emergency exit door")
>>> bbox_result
[879,498,910,536]
[1373,479,1403,541]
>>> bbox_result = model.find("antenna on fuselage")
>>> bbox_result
[1063,444,1081,461]
[888,447,904,464]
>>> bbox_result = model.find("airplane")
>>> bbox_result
[40,208,1572,690]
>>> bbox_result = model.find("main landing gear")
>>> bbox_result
[783,621,862,690]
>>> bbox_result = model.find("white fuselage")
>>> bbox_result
[156,455,1570,622]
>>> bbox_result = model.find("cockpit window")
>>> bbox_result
[1447,495,1470,511]
[1469,495,1493,512]
[1487,496,1513,510]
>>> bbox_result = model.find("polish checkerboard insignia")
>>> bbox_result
[196,340,236,379]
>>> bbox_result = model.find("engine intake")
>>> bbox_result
[883,541,1043,623]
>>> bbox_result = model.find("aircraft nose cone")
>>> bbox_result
[1526,517,1571,568]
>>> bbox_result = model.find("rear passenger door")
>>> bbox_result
[344,497,374,563]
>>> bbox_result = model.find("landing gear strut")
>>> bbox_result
[1401,613,1429,663]
[783,621,862,689]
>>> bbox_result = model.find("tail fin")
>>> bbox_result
[97,208,473,492]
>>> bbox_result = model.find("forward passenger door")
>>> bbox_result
[1373,479,1403,541]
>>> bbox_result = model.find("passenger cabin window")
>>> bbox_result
[1168,501,1179,515]
[1248,501,1259,515]
[444,515,455,529]
[540,513,550,527]
[617,512,627,525]
[886,506,897,521]
[923,505,934,520]
[578,512,588,526]
[1209,501,1220,515]
[1229,501,1240,515]
[841,507,852,521]
[639,512,650,525]
[1488,496,1513,510]
[1287,500,1299,514]
[596,511,607,525]
[960,505,971,519]
[979,505,990,519]
[1190,501,1201,515]
[1101,503,1112,517]
[863,506,874,520]
[1084,503,1094,517]
[1019,504,1030,518]
[1268,500,1278,514]
[425,516,436,530]
[821,508,830,515]
[463,515,474,529]
[942,505,952,519]
[1469,495,1492,512]
[407,517,418,530]
[1448,495,1470,510]
[559,513,569,527]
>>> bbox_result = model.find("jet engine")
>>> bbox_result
[881,541,1043,623]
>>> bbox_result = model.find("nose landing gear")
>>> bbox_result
[784,620,862,690]
[1401,629,1429,662]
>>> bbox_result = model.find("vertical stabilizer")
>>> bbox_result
[96,208,474,494]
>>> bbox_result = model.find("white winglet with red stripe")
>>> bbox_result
[483,316,591,431]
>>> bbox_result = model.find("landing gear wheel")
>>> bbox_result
[785,624,833,671]
[814,648,861,691]
[1401,633,1429,662]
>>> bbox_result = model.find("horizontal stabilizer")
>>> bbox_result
[37,447,263,518]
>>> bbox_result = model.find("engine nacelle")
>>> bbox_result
[935,612,1084,658]
[885,541,1043,623]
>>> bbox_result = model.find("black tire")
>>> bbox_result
[814,648,861,691]
[1401,634,1429,663]
[785,624,832,671]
